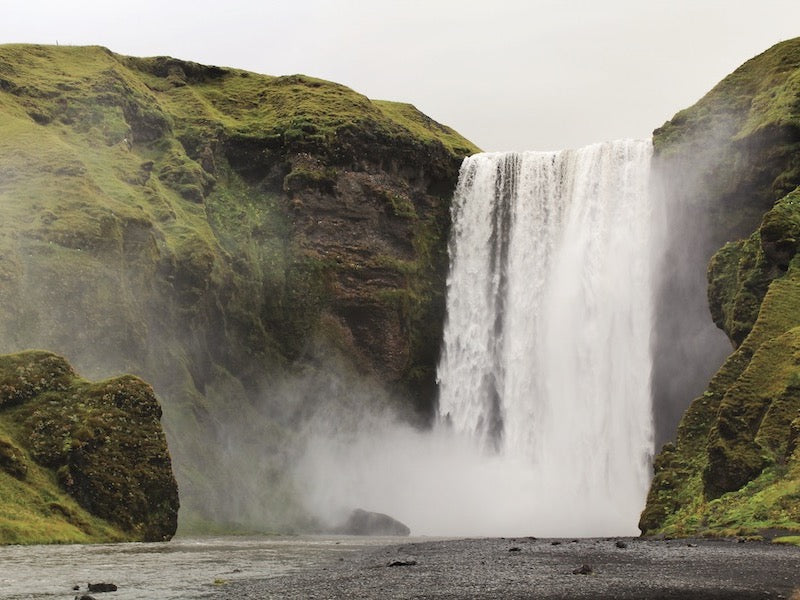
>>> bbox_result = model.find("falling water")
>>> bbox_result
[437,140,654,532]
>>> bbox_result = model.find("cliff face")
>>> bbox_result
[0,350,178,543]
[641,38,800,537]
[0,44,478,531]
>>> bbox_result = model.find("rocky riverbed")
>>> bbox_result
[215,536,800,599]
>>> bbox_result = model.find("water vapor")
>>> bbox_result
[294,410,642,537]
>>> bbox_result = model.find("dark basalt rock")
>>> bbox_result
[572,564,593,575]
[337,508,411,536]
[387,559,417,567]
[87,582,117,593]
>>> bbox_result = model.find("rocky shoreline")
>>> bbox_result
[216,536,799,599]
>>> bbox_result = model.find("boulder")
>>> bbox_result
[337,508,410,536]
[572,564,593,575]
[387,559,417,567]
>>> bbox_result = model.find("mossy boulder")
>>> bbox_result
[0,350,178,543]
[642,37,800,537]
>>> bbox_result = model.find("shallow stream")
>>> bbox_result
[0,535,394,599]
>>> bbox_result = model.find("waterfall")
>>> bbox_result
[437,140,654,533]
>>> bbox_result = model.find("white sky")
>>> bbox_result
[2,0,800,151]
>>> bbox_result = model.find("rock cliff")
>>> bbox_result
[0,350,178,543]
[641,38,800,537]
[0,44,478,531]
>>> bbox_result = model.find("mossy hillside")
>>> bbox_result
[641,191,800,536]
[0,44,477,531]
[0,350,178,543]
[653,37,800,248]
[650,39,800,454]
[643,37,800,537]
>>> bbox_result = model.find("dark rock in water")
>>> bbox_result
[550,541,561,546]
[338,509,410,536]
[572,564,593,575]
[77,596,97,600]
[615,540,628,548]
[508,547,521,552]
[87,582,117,592]
[387,559,417,567]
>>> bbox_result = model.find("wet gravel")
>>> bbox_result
[215,536,799,599]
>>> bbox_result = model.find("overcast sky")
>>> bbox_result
[2,0,799,151]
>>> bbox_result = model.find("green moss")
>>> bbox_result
[0,351,74,408]
[373,100,480,157]
[0,437,27,479]
[644,251,800,534]
[0,351,178,544]
[283,165,337,194]
[772,535,800,545]
[643,38,800,537]
[707,234,770,347]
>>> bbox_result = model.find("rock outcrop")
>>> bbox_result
[641,37,800,537]
[0,350,178,543]
[336,508,411,536]
[0,44,478,532]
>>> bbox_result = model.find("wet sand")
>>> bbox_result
[216,536,799,599]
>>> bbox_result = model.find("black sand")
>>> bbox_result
[215,536,799,599]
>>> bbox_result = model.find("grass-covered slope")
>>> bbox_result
[641,38,800,537]
[0,44,478,532]
[0,350,178,543]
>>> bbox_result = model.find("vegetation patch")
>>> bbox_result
[772,535,800,545]
[643,37,800,537]
[0,350,178,543]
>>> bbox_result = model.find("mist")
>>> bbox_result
[647,119,757,449]
[293,407,642,538]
